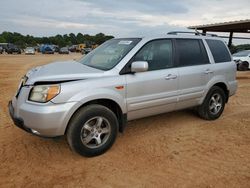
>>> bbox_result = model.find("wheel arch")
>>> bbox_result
[213,82,229,103]
[65,98,127,135]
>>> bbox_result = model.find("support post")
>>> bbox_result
[228,32,233,47]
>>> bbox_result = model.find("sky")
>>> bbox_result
[0,0,249,44]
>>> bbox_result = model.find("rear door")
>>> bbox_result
[175,38,211,109]
[125,39,179,120]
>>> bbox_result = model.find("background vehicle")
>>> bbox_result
[76,44,86,52]
[52,45,59,53]
[9,33,237,157]
[41,45,54,54]
[25,47,35,55]
[59,47,69,54]
[233,50,250,71]
[6,44,21,54]
[0,46,3,54]
[81,47,92,55]
[69,45,78,52]
[0,43,8,53]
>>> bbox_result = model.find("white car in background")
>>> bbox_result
[233,50,250,70]
[25,47,35,55]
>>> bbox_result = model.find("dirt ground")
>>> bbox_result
[0,54,250,188]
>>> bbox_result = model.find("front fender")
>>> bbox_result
[51,87,126,136]
[68,88,127,113]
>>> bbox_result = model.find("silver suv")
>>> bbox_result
[9,32,237,157]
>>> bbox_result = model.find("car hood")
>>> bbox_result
[26,60,105,85]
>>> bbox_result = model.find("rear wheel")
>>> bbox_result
[197,86,226,120]
[66,104,118,157]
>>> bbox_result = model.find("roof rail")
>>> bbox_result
[167,31,218,37]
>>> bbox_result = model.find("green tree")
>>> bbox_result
[69,33,77,44]
[0,31,114,48]
[76,33,84,44]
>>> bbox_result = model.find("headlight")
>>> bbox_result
[29,85,60,103]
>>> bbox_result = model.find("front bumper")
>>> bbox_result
[8,95,78,137]
[8,101,34,135]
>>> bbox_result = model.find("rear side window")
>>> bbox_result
[206,39,231,63]
[175,39,209,67]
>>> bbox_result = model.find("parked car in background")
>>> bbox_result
[69,45,78,52]
[8,33,237,157]
[76,44,86,52]
[59,47,69,54]
[233,50,250,71]
[81,47,92,55]
[0,43,8,53]
[0,46,3,54]
[41,45,54,54]
[25,47,35,55]
[6,44,22,54]
[52,45,59,53]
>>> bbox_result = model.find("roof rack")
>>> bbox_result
[167,31,218,37]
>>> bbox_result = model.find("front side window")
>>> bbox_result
[206,39,231,63]
[176,39,209,67]
[133,39,173,71]
[78,38,141,70]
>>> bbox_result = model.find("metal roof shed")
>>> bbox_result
[188,19,250,47]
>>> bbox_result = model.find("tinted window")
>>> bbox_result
[206,39,231,63]
[176,39,209,66]
[133,39,173,71]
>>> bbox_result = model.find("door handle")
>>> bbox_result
[165,74,177,80]
[204,69,214,74]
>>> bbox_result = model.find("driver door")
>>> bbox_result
[125,39,179,120]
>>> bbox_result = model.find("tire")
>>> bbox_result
[197,86,226,120]
[238,61,249,71]
[66,104,118,157]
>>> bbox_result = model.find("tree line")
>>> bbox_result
[0,31,114,48]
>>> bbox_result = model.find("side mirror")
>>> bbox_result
[131,61,148,73]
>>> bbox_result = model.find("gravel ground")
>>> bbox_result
[0,54,250,187]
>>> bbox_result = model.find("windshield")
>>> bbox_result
[78,38,141,70]
[233,50,250,57]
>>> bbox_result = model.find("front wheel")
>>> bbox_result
[66,104,118,157]
[197,86,226,120]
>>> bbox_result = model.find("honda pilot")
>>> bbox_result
[9,32,237,157]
